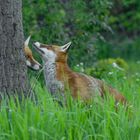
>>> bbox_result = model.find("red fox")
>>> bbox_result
[33,41,126,104]
[24,36,42,70]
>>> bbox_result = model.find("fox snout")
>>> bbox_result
[34,42,41,47]
[33,42,45,55]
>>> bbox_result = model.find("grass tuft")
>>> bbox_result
[0,63,140,140]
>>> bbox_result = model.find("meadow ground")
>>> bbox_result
[0,62,140,140]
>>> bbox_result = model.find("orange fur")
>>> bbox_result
[24,46,40,66]
[56,59,126,103]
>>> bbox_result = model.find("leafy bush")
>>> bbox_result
[97,58,128,70]
[85,58,128,79]
[109,0,140,35]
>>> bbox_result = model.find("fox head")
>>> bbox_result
[33,41,71,63]
[24,36,42,70]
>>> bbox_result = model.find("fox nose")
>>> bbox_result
[33,42,40,47]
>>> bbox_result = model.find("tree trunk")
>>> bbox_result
[0,0,29,98]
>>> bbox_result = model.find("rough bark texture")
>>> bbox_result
[0,0,29,97]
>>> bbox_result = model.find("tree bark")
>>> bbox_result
[0,0,29,98]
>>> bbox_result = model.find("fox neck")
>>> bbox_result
[43,59,64,98]
[56,61,73,82]
[43,58,72,93]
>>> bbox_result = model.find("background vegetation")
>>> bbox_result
[23,0,140,66]
[0,0,138,139]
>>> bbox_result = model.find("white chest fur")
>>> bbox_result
[43,60,64,97]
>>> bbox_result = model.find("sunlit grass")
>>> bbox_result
[0,63,140,140]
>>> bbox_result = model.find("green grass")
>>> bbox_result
[0,62,140,140]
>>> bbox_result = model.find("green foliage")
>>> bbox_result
[96,37,140,61]
[23,0,140,68]
[23,0,112,66]
[97,58,128,70]
[109,0,140,34]
[70,57,128,80]
[85,58,128,79]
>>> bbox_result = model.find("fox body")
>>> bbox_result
[33,41,126,104]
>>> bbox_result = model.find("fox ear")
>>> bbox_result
[24,35,31,46]
[60,42,71,52]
